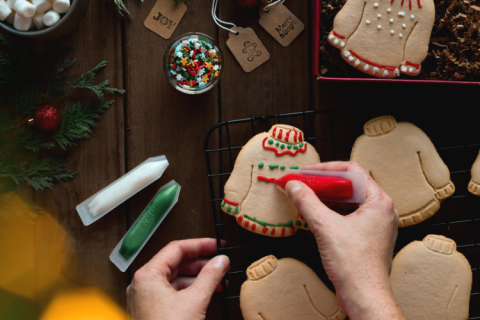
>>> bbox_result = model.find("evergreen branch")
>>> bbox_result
[7,85,44,117]
[21,153,75,190]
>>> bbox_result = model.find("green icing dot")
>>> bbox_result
[268,139,274,144]
[269,164,279,169]
[280,165,285,170]
[290,165,299,169]
[299,143,304,147]
[293,145,298,149]
[304,222,308,228]
[276,142,279,146]
[227,206,232,213]
[297,220,302,226]
[287,145,292,149]
[221,201,225,207]
[258,162,264,168]
[233,207,239,214]
[281,144,285,149]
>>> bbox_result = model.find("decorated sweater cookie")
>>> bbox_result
[468,150,480,195]
[351,116,454,227]
[391,235,472,320]
[221,125,320,237]
[327,0,435,78]
[240,255,346,320]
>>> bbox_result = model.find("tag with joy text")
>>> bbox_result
[226,27,270,73]
[259,3,304,47]
[144,0,187,39]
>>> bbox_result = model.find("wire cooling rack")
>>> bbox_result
[204,107,480,320]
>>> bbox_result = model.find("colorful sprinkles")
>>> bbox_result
[169,36,221,89]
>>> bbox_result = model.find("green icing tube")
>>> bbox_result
[119,183,179,260]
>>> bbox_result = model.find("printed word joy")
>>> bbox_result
[153,12,176,29]
[275,16,297,38]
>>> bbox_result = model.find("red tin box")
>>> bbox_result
[312,0,480,85]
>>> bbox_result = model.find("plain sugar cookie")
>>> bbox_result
[351,115,454,227]
[221,125,320,237]
[391,235,472,320]
[327,0,435,78]
[468,150,480,195]
[240,255,346,320]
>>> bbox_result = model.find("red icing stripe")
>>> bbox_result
[244,221,249,228]
[333,31,345,39]
[262,137,307,156]
[406,61,420,68]
[350,51,397,71]
[252,224,256,231]
[273,127,277,137]
[237,216,243,223]
[224,198,239,206]
[279,129,283,139]
[263,227,268,234]
[257,176,276,183]
[299,214,304,219]
[294,130,298,143]
[285,130,291,142]
[401,0,404,5]
[418,0,422,8]
[271,228,276,236]
[291,226,296,235]
[409,0,412,9]
[299,133,303,142]
[281,228,285,237]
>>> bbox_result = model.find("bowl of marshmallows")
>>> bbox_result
[0,0,90,38]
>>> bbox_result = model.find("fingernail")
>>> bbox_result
[286,181,302,198]
[212,255,229,272]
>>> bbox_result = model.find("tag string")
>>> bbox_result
[263,0,285,12]
[212,0,239,34]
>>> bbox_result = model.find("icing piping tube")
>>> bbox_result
[76,155,169,226]
[110,180,181,272]
[261,169,366,203]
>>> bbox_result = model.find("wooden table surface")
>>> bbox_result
[14,0,477,318]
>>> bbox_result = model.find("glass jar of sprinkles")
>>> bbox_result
[164,32,223,94]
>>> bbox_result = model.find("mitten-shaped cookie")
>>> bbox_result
[351,115,454,227]
[391,235,472,320]
[222,125,320,237]
[468,150,480,195]
[328,0,435,78]
[240,255,346,320]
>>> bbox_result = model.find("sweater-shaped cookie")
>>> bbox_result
[391,235,472,320]
[468,150,480,195]
[327,0,435,78]
[240,255,346,320]
[221,125,320,237]
[351,116,454,227]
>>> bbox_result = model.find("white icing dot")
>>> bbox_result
[334,39,339,45]
[399,33,403,37]
[409,67,414,72]
[401,66,407,72]
[398,11,405,16]
[329,34,334,40]
[348,56,354,62]
[340,41,345,47]
[390,30,395,34]
[372,67,379,75]
[378,14,382,18]
[366,20,371,24]
[394,69,400,77]
[402,23,406,28]
[411,15,415,19]
[383,70,389,77]
[374,2,379,7]
[343,51,350,57]
[364,64,370,71]
[390,18,394,23]
[377,25,382,29]
[355,59,360,66]
[387,8,391,12]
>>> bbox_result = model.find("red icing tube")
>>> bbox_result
[275,173,353,201]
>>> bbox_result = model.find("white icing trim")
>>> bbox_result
[402,23,406,28]
[328,34,334,40]
[387,8,391,12]
[401,66,407,72]
[366,20,371,24]
[383,70,389,77]
[394,69,400,77]
[377,24,382,29]
[411,15,414,19]
[334,39,339,45]
[348,56,354,62]
[343,50,350,57]
[390,30,394,34]
[364,64,369,71]
[340,41,345,47]
[372,67,378,75]
[354,59,360,66]
[399,33,403,37]
[390,18,394,23]
[374,2,379,7]
[378,14,382,18]
[398,11,405,16]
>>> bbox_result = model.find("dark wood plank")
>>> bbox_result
[34,0,127,315]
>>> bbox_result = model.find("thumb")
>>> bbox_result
[286,180,334,233]
[188,255,229,306]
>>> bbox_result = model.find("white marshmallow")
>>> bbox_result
[0,0,12,21]
[42,9,59,26]
[32,0,51,13]
[32,11,44,28]
[13,12,31,30]
[52,0,68,13]
[5,9,14,23]
[14,0,35,18]
[6,0,16,9]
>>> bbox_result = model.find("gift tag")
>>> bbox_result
[144,0,187,39]
[259,3,304,47]
[226,27,270,73]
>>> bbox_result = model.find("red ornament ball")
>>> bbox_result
[235,0,262,8]
[34,105,61,132]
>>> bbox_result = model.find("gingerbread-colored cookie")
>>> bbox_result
[351,115,454,227]
[327,0,435,78]
[240,255,346,320]
[391,235,472,320]
[468,150,480,195]
[221,125,320,237]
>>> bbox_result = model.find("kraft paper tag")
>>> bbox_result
[259,3,304,47]
[226,27,270,73]
[144,0,187,39]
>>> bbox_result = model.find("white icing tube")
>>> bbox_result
[13,12,31,30]
[0,0,12,21]
[87,161,169,217]
[43,9,59,26]
[32,12,44,29]
[14,0,35,18]
[32,0,51,13]
[52,0,68,13]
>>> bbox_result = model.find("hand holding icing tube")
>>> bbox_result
[272,169,366,203]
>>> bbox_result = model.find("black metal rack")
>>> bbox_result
[204,108,480,320]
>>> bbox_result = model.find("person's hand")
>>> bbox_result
[126,238,230,320]
[286,161,406,320]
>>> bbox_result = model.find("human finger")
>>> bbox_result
[171,277,226,292]
[188,255,230,304]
